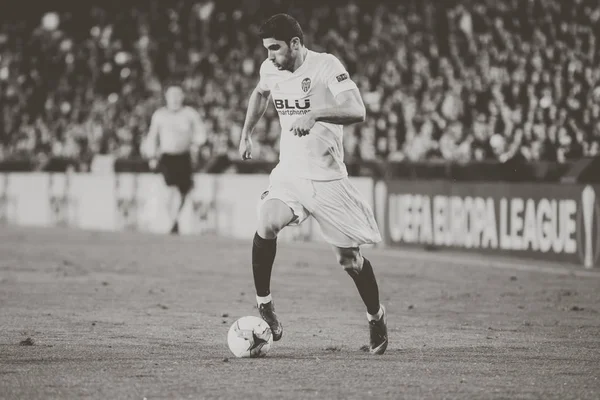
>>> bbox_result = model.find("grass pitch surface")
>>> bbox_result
[1,227,599,399]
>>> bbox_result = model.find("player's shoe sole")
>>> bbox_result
[258,301,283,341]
[369,305,388,355]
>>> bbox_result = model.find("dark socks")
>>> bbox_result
[252,232,277,297]
[350,257,380,315]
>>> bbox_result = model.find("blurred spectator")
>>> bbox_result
[0,0,599,171]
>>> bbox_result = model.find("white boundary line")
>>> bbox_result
[278,240,600,278]
[372,246,600,278]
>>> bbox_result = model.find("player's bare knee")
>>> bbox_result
[336,251,363,277]
[257,211,286,239]
[257,219,284,239]
[258,200,294,239]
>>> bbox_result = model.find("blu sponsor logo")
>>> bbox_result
[273,98,311,116]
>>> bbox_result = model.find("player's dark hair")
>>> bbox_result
[258,13,304,46]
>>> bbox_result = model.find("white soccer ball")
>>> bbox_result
[227,316,273,358]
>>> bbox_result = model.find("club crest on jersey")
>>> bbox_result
[301,78,311,93]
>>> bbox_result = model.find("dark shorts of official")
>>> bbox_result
[158,152,193,194]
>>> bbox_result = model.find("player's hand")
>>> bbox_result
[239,136,253,160]
[290,113,316,137]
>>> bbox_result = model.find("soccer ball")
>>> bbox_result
[227,316,273,358]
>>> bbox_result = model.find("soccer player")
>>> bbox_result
[238,14,388,354]
[143,83,205,234]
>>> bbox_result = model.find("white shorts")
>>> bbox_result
[257,175,382,248]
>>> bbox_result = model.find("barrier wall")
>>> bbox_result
[1,172,598,268]
[0,173,374,245]
[375,180,600,268]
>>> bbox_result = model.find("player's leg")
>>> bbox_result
[170,153,194,234]
[307,178,387,354]
[253,198,296,341]
[254,198,294,297]
[157,154,181,233]
[170,181,193,234]
[167,186,182,234]
[332,246,387,355]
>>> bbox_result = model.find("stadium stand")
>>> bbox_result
[0,0,599,178]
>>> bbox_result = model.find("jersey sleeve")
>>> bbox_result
[257,60,272,93]
[324,55,358,97]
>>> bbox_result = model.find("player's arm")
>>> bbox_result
[312,55,366,125]
[190,109,206,147]
[190,109,206,165]
[142,111,161,165]
[242,86,271,138]
[290,55,365,137]
[499,126,524,163]
[239,85,271,160]
[310,88,366,125]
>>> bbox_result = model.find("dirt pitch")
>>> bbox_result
[0,226,599,400]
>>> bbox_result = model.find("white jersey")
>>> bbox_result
[144,106,205,156]
[258,50,358,181]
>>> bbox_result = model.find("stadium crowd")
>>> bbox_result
[1,0,600,171]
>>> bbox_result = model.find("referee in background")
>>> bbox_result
[142,83,206,234]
